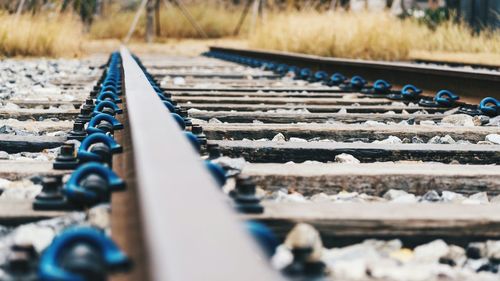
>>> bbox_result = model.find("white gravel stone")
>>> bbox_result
[289,137,307,142]
[364,120,386,126]
[441,114,475,127]
[485,241,500,260]
[0,151,8,160]
[337,108,347,114]
[490,194,500,203]
[87,204,111,230]
[271,133,286,142]
[310,193,331,202]
[441,191,466,203]
[440,135,456,144]
[487,116,500,126]
[14,225,54,253]
[391,193,418,203]
[373,135,402,144]
[173,77,186,85]
[334,153,360,164]
[413,239,449,263]
[485,134,500,144]
[383,189,409,200]
[208,118,222,124]
[464,192,489,204]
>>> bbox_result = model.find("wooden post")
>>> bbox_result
[15,0,26,20]
[250,0,261,33]
[169,0,208,38]
[155,0,161,37]
[329,0,338,10]
[233,0,253,36]
[124,0,148,44]
[146,0,155,43]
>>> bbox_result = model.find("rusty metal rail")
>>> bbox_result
[119,46,282,281]
[209,46,500,100]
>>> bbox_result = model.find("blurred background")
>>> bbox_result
[0,0,498,63]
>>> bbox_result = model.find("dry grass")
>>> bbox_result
[0,12,83,57]
[90,4,244,40]
[249,11,500,61]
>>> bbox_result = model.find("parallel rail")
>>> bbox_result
[210,46,500,100]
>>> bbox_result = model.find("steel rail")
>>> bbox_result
[119,46,282,281]
[209,46,500,99]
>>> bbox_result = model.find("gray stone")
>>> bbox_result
[440,135,456,144]
[14,130,34,136]
[487,116,500,127]
[428,136,442,144]
[467,242,487,259]
[411,136,425,144]
[421,190,441,202]
[473,115,490,126]
[441,114,475,127]
[334,153,360,164]
[0,125,14,134]
[485,134,500,144]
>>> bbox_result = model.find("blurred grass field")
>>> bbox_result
[0,1,498,63]
[249,11,500,61]
[0,12,83,57]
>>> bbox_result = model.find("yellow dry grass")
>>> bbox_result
[249,11,500,61]
[0,12,83,57]
[90,4,244,40]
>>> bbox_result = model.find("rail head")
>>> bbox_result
[119,46,282,281]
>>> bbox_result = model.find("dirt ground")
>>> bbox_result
[82,38,248,57]
[83,38,500,68]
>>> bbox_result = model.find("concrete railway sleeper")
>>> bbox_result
[0,47,498,281]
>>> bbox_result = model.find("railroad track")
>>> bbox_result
[0,46,499,280]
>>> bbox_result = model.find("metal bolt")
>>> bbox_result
[36,176,64,201]
[68,121,87,141]
[178,108,188,118]
[191,124,207,146]
[53,143,79,170]
[207,143,221,159]
[232,175,263,214]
